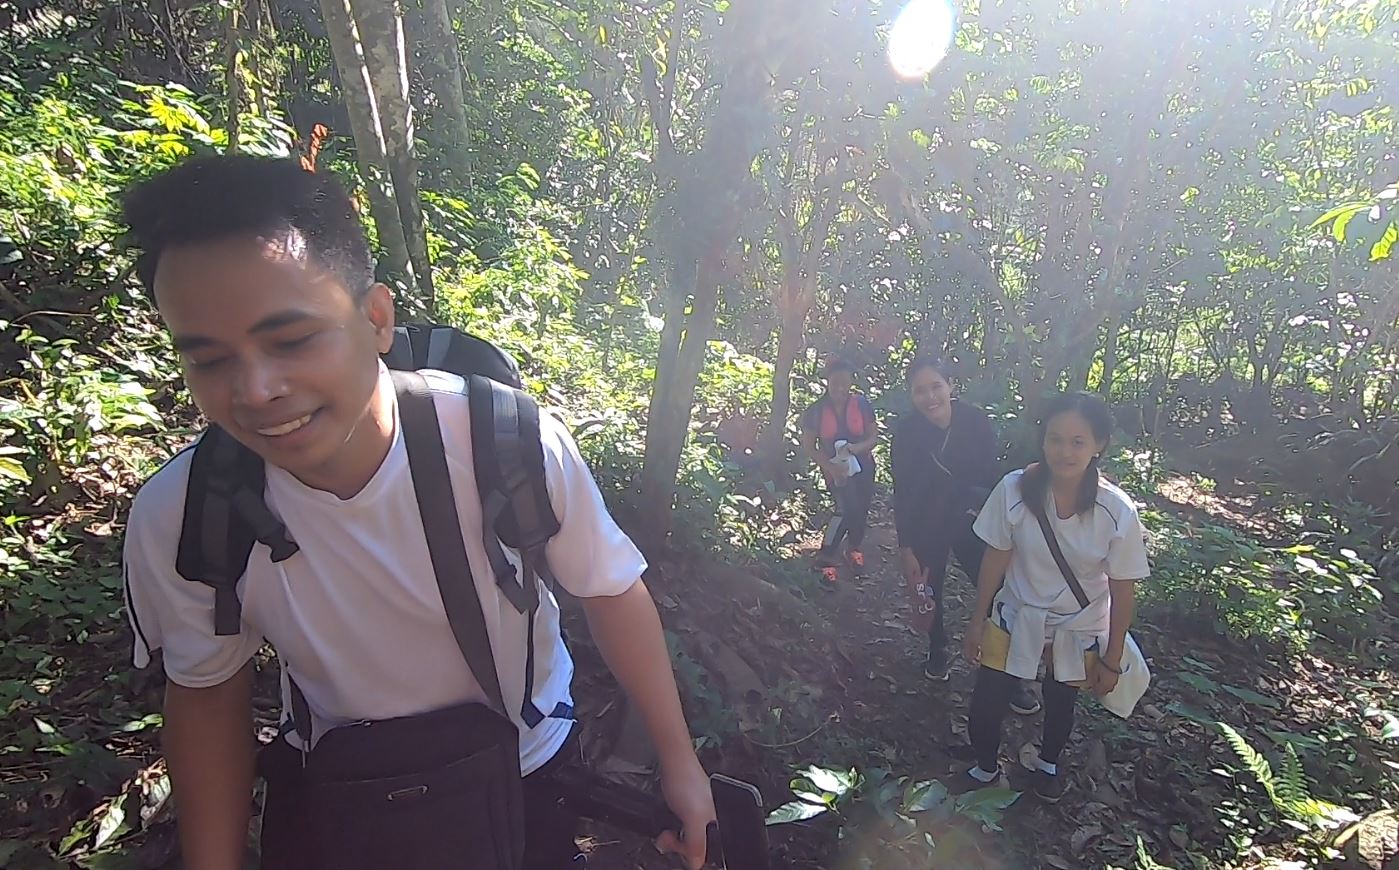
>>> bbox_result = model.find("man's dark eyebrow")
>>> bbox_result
[171,310,320,353]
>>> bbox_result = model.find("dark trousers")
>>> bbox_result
[259,731,585,869]
[913,514,986,653]
[969,667,1078,772]
[822,464,876,553]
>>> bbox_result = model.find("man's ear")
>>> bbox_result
[362,283,397,354]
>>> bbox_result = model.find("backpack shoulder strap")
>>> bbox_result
[176,427,298,636]
[467,373,565,728]
[468,374,559,575]
[391,369,509,716]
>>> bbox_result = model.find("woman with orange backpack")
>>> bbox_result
[799,358,879,584]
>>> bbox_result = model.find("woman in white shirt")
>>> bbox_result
[962,392,1150,802]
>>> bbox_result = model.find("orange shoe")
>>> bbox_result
[821,566,839,585]
[848,550,865,570]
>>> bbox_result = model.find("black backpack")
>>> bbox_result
[172,322,566,740]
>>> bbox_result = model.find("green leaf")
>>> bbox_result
[802,765,856,797]
[1221,684,1282,709]
[952,787,1020,831]
[0,456,29,484]
[1368,708,1399,741]
[1310,202,1365,229]
[1332,208,1358,242]
[904,779,950,813]
[117,713,162,733]
[1177,672,1220,694]
[1371,222,1396,261]
[92,799,127,850]
[765,801,828,825]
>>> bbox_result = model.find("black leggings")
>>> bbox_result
[913,515,986,652]
[969,667,1078,772]
[822,465,876,552]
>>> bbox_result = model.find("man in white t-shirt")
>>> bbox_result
[119,156,714,869]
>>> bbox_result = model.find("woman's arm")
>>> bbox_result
[1103,578,1136,669]
[1091,579,1137,695]
[962,545,1012,663]
[890,419,915,548]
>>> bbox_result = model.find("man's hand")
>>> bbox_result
[656,753,716,870]
[582,582,715,868]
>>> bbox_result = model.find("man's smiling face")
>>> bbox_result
[154,230,395,485]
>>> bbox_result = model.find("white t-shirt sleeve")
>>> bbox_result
[972,472,1017,551]
[538,412,647,598]
[1106,498,1151,581]
[123,455,265,688]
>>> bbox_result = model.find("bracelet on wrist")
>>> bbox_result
[1100,660,1123,675]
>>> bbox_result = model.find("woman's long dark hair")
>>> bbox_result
[1021,392,1115,519]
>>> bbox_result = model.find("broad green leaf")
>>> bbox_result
[1371,223,1396,261]
[802,765,855,796]
[0,456,29,484]
[117,713,163,733]
[93,800,127,850]
[1311,202,1365,229]
[1166,702,1216,726]
[1222,684,1282,709]
[904,779,949,813]
[953,787,1020,831]
[1332,208,1358,242]
[1177,672,1220,694]
[765,801,827,825]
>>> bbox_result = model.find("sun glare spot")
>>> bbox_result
[887,0,957,80]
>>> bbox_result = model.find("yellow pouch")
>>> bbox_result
[979,619,1013,673]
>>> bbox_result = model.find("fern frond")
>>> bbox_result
[1276,743,1308,807]
[1219,722,1278,805]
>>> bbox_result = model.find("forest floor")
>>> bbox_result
[3,477,1398,869]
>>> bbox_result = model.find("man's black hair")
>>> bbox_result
[122,154,374,296]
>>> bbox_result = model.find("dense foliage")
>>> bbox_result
[2,0,1397,868]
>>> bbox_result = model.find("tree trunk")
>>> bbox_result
[405,0,473,178]
[1099,306,1123,395]
[347,0,435,304]
[762,285,805,474]
[640,254,722,524]
[319,0,413,283]
[636,0,814,536]
[225,1,242,153]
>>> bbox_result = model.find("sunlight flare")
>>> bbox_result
[887,0,957,79]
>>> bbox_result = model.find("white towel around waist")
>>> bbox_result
[992,589,1109,682]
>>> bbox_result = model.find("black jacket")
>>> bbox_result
[891,401,999,548]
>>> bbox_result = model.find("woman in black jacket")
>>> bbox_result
[891,359,1035,711]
